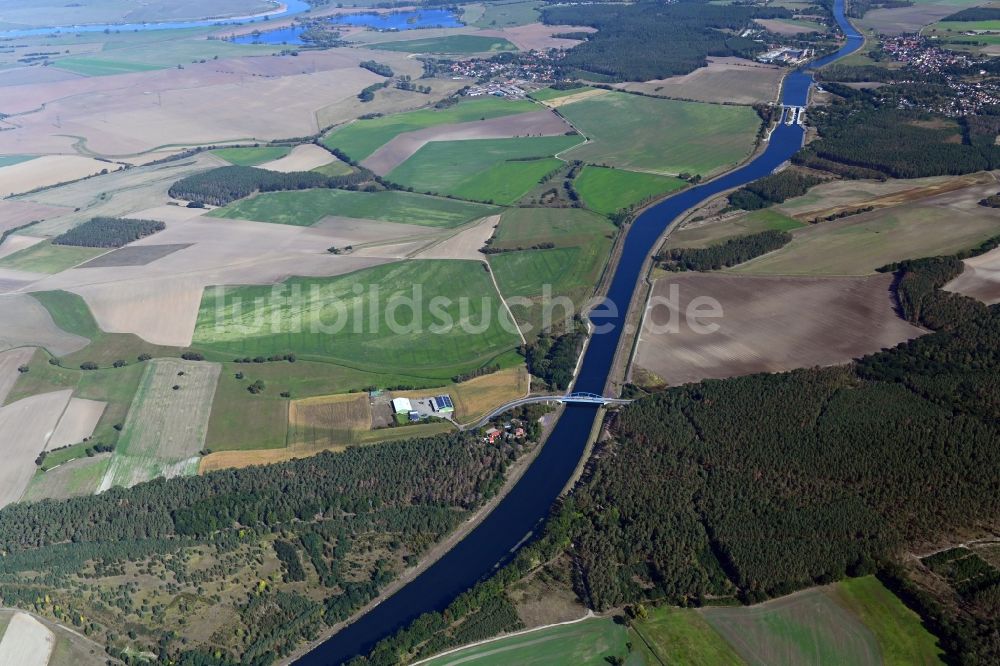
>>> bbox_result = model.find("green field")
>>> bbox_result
[632,607,743,665]
[575,166,687,215]
[470,0,542,27]
[211,146,291,166]
[208,188,498,227]
[0,155,37,168]
[558,92,761,176]
[934,19,1000,30]
[50,27,277,76]
[53,58,161,76]
[322,97,538,161]
[99,358,217,489]
[833,576,944,665]
[492,207,615,250]
[22,456,111,502]
[311,160,354,177]
[194,260,521,377]
[422,618,632,666]
[373,34,517,54]
[666,209,806,249]
[703,589,883,665]
[450,157,564,204]
[528,85,595,102]
[0,242,104,274]
[489,207,613,334]
[387,136,581,200]
[490,245,609,335]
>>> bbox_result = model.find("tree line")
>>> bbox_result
[168,165,370,206]
[657,230,791,271]
[727,170,823,210]
[52,217,165,248]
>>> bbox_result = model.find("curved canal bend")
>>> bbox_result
[299,4,863,664]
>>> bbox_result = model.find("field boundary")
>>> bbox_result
[410,610,596,666]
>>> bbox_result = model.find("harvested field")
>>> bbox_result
[632,272,923,387]
[97,359,221,491]
[25,213,396,347]
[79,243,193,268]
[0,235,46,262]
[46,398,106,450]
[200,421,455,472]
[0,66,83,87]
[756,17,825,34]
[535,87,608,108]
[21,454,112,502]
[2,0,273,27]
[615,57,784,105]
[361,110,571,175]
[391,366,530,423]
[702,588,881,666]
[288,393,373,447]
[944,246,1000,305]
[0,347,35,405]
[0,52,385,156]
[0,156,123,198]
[558,92,761,176]
[0,390,73,508]
[416,215,500,262]
[17,154,226,237]
[859,3,962,34]
[739,182,1000,276]
[775,172,993,221]
[0,200,68,232]
[0,294,90,356]
[257,144,336,173]
[495,22,596,50]
[0,612,55,666]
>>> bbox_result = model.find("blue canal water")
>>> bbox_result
[0,0,312,38]
[231,9,463,45]
[295,2,863,663]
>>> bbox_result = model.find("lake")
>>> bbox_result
[232,9,463,45]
